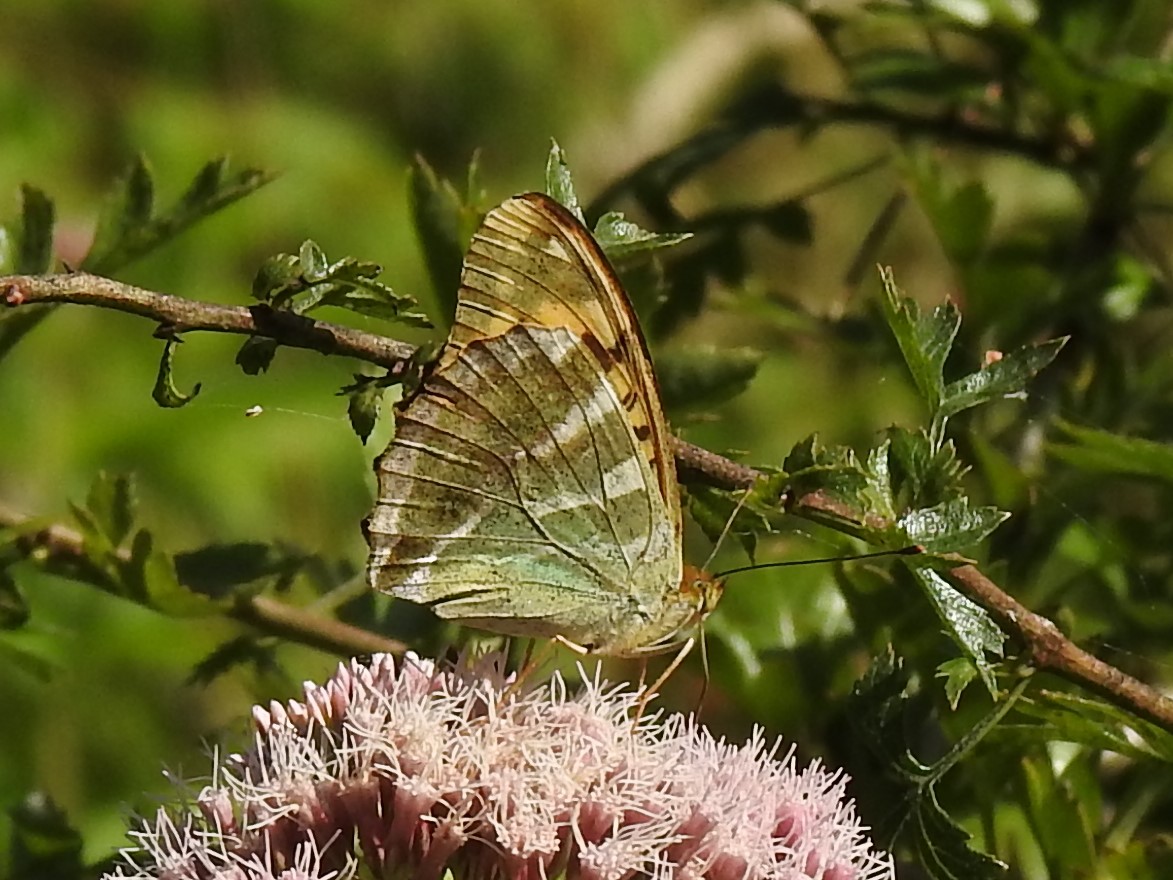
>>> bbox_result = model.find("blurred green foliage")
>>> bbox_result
[5,1,1173,877]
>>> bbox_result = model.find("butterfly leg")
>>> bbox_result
[635,638,696,719]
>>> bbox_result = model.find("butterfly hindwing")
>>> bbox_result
[367,192,710,655]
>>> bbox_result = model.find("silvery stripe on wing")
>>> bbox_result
[467,264,516,287]
[474,230,532,258]
[393,437,481,470]
[393,502,489,596]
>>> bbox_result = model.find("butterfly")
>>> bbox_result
[365,192,723,656]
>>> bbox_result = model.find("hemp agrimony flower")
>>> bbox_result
[105,652,893,880]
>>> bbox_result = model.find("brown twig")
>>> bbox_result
[5,271,1173,731]
[0,503,406,658]
[1,273,415,369]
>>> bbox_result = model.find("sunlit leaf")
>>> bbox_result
[593,211,691,261]
[544,140,585,224]
[908,565,1004,694]
[899,497,1008,552]
[879,267,959,414]
[938,337,1066,418]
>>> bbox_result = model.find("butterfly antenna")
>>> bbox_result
[715,545,921,578]
[702,487,753,572]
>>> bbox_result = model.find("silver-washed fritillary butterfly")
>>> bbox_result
[365,192,722,655]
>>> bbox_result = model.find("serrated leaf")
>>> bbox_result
[593,211,691,262]
[899,497,1008,552]
[1010,690,1173,762]
[908,565,1004,693]
[850,650,1011,878]
[340,374,387,442]
[913,785,1009,879]
[544,140,585,224]
[152,337,201,408]
[252,253,302,301]
[656,346,762,411]
[886,426,968,508]
[188,635,281,686]
[87,156,155,272]
[0,569,29,629]
[879,267,960,414]
[85,472,136,546]
[83,156,275,274]
[937,656,979,709]
[687,485,774,560]
[235,336,278,375]
[1049,420,1173,484]
[126,528,220,616]
[299,239,328,278]
[16,184,55,274]
[939,337,1066,418]
[174,542,304,600]
[0,187,58,361]
[179,156,227,209]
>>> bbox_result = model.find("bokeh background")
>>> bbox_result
[4,2,1173,876]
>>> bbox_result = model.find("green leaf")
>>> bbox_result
[254,241,432,328]
[879,267,960,414]
[544,140,585,224]
[252,252,302,300]
[0,187,58,361]
[235,336,279,375]
[655,346,762,411]
[1049,421,1173,485]
[938,337,1067,418]
[908,565,1005,694]
[15,184,55,274]
[885,426,968,508]
[125,528,220,616]
[687,475,788,561]
[82,156,276,274]
[152,337,201,408]
[86,155,155,273]
[9,792,85,880]
[174,542,305,600]
[850,650,1011,878]
[593,211,691,262]
[1003,691,1173,762]
[899,497,1008,552]
[340,373,387,442]
[85,472,136,546]
[407,155,482,326]
[937,656,979,709]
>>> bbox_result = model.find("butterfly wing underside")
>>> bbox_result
[367,193,692,654]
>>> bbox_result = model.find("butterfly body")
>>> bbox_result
[367,193,722,656]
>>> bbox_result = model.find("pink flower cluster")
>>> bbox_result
[105,652,893,880]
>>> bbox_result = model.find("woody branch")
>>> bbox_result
[4,270,1173,732]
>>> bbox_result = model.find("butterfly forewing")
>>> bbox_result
[448,194,680,534]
